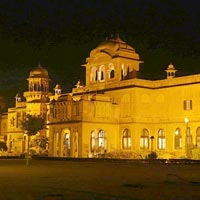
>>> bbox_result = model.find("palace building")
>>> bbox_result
[1,36,200,159]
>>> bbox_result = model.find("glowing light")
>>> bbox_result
[184,117,189,123]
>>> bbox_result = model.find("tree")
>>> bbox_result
[21,114,45,165]
[22,114,45,136]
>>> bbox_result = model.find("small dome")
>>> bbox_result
[29,64,49,78]
[54,84,61,90]
[167,63,175,70]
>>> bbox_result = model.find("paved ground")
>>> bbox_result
[0,159,200,200]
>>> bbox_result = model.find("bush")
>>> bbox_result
[0,141,7,151]
[146,151,158,159]
[105,150,142,159]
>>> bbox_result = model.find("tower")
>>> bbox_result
[23,64,51,116]
[165,63,177,79]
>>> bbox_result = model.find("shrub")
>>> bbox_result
[0,141,8,151]
[146,151,158,159]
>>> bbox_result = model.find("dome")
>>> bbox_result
[29,64,49,78]
[87,35,139,63]
[167,63,175,70]
[54,84,61,90]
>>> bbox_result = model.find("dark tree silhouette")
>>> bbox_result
[22,114,45,136]
[21,114,45,165]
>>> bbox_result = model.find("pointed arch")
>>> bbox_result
[158,129,165,149]
[140,129,149,149]
[175,128,182,149]
[122,128,131,149]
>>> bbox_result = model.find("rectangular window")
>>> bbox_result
[158,138,166,149]
[184,100,192,110]
[140,137,149,149]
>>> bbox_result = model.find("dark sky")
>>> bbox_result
[0,0,200,106]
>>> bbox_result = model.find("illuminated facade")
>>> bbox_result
[1,36,200,159]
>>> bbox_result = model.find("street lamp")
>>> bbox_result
[24,131,30,166]
[184,117,189,158]
[150,136,155,153]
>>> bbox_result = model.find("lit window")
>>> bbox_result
[98,130,107,149]
[122,129,131,149]
[140,129,149,149]
[90,67,98,82]
[90,131,96,152]
[175,128,182,149]
[184,100,192,110]
[158,129,165,149]
[63,132,70,157]
[186,127,192,145]
[90,129,107,153]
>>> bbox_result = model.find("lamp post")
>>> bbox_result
[24,131,30,166]
[184,117,189,158]
[150,136,155,153]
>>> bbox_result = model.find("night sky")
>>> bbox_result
[0,0,200,107]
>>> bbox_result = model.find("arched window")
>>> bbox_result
[175,128,182,149]
[196,127,200,148]
[63,132,70,157]
[90,67,97,82]
[101,71,104,80]
[121,64,124,80]
[90,129,107,154]
[186,127,192,145]
[140,129,149,149]
[110,70,115,78]
[122,129,131,149]
[34,83,37,91]
[158,129,165,149]
[98,130,107,150]
[90,130,96,152]
[41,83,44,91]
[99,66,105,81]
[29,82,33,91]
[126,67,130,79]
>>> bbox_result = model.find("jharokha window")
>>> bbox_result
[122,129,131,149]
[158,129,166,149]
[140,129,149,149]
[175,128,182,149]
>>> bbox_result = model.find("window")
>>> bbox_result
[90,67,97,82]
[90,129,107,153]
[98,130,107,149]
[158,129,165,149]
[196,127,200,148]
[122,129,131,149]
[121,64,124,80]
[186,127,192,145]
[140,129,149,149]
[99,66,105,81]
[175,128,182,149]
[110,70,115,78]
[184,100,192,110]
[90,131,96,152]
[63,132,70,157]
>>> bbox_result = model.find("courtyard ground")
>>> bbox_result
[0,159,200,200]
